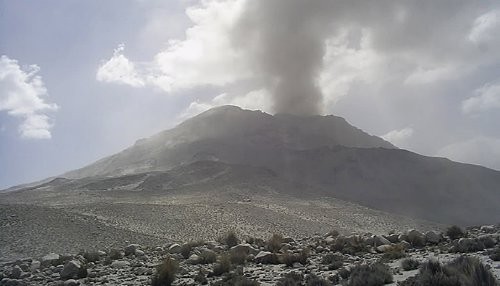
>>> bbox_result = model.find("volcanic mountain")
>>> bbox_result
[3,105,500,259]
[54,105,499,226]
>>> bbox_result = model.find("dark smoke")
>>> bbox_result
[232,0,335,115]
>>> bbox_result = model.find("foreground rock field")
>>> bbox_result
[1,225,499,286]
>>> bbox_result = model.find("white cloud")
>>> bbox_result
[381,127,414,148]
[437,137,500,170]
[178,88,272,120]
[468,10,500,44]
[0,55,58,139]
[96,44,145,87]
[97,0,249,93]
[462,83,500,114]
[404,65,458,85]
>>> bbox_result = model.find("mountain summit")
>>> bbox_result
[64,105,394,178]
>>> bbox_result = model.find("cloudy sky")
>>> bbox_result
[1,0,500,189]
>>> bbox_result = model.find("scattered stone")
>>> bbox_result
[230,244,259,256]
[169,244,182,254]
[111,260,130,269]
[41,253,60,267]
[60,260,83,280]
[124,244,141,256]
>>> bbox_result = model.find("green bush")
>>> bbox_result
[446,225,465,240]
[347,262,393,286]
[401,258,420,271]
[151,257,178,286]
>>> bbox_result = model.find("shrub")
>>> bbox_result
[221,231,240,248]
[180,244,193,259]
[478,235,496,249]
[212,255,232,276]
[381,244,406,261]
[446,225,465,240]
[399,256,498,286]
[108,249,123,260]
[213,271,260,286]
[276,271,304,286]
[331,236,368,255]
[281,250,309,267]
[489,247,500,261]
[450,256,497,286]
[194,268,208,285]
[230,248,248,265]
[401,258,420,271]
[83,251,101,263]
[321,253,344,270]
[347,263,393,286]
[198,250,217,264]
[268,234,284,253]
[151,257,178,286]
[305,274,332,286]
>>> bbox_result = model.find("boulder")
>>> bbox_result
[168,244,182,254]
[376,244,393,253]
[480,225,496,233]
[425,231,441,244]
[230,244,259,256]
[60,260,84,280]
[372,235,391,246]
[188,254,200,264]
[63,279,79,286]
[111,260,130,268]
[385,234,400,243]
[254,251,277,264]
[407,229,425,247]
[41,253,60,267]
[9,266,22,279]
[30,260,41,272]
[124,244,141,256]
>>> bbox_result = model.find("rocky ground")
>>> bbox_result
[0,189,442,262]
[1,225,499,285]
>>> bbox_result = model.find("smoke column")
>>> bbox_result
[232,0,335,115]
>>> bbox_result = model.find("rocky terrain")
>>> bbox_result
[1,225,499,285]
[0,187,441,262]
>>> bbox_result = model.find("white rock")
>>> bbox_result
[111,260,130,268]
[169,244,182,254]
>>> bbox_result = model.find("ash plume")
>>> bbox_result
[232,0,335,115]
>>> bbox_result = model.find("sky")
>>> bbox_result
[1,0,500,189]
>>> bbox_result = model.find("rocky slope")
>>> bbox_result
[1,225,499,286]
